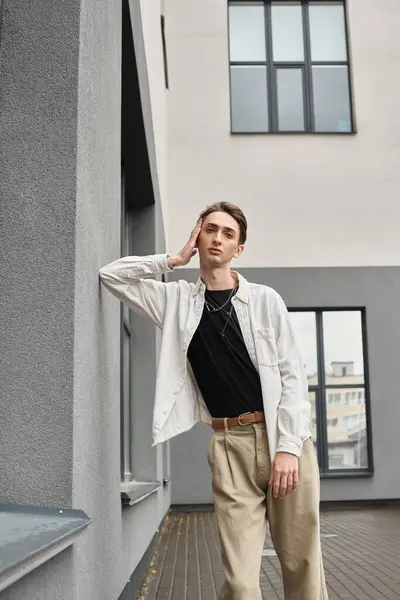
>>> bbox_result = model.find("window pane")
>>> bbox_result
[229,4,266,62]
[312,65,351,132]
[309,3,347,62]
[288,311,318,383]
[230,66,269,132]
[277,68,305,131]
[271,3,304,62]
[309,390,318,448]
[326,387,368,470]
[323,311,365,384]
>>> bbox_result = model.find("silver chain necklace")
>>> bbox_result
[204,286,238,313]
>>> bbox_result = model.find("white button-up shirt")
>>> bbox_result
[99,254,311,459]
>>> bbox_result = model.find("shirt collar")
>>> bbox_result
[194,271,249,304]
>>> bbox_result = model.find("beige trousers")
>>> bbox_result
[208,422,329,600]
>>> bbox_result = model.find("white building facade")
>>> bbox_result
[166,0,400,505]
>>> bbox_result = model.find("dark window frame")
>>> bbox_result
[120,166,133,482]
[289,307,373,477]
[161,15,169,89]
[228,0,356,134]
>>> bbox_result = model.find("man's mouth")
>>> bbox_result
[209,248,222,254]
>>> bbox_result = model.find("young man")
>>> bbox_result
[99,202,328,600]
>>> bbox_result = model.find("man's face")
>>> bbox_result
[197,211,244,266]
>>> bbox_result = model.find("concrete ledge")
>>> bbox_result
[120,481,162,507]
[0,503,91,593]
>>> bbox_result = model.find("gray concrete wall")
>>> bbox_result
[0,0,169,598]
[70,1,124,598]
[71,3,169,600]
[0,0,80,509]
[170,267,400,504]
[0,550,74,600]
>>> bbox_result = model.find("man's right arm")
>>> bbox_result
[99,219,203,328]
[99,254,172,328]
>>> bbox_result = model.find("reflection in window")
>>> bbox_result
[277,68,305,132]
[230,66,269,132]
[229,4,266,62]
[323,312,365,381]
[289,309,370,474]
[289,311,318,382]
[329,454,344,468]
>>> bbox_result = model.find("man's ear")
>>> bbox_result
[234,244,244,259]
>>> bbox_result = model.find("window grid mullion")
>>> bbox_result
[325,383,366,390]
[302,0,314,132]
[230,61,267,66]
[316,310,329,473]
[123,317,131,334]
[264,2,275,131]
[361,311,373,472]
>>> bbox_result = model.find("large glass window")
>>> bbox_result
[228,1,353,133]
[289,309,371,475]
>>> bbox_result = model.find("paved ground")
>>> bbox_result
[139,507,400,600]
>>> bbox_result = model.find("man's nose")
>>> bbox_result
[213,231,222,244]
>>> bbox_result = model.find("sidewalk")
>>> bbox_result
[139,507,400,600]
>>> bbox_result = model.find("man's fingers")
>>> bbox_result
[186,219,202,252]
[271,465,280,498]
[271,453,299,498]
[279,473,288,498]
[273,476,280,499]
[190,219,202,241]
[286,473,293,495]
[269,462,275,487]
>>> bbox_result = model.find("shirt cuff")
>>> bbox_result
[154,254,172,273]
[276,436,303,457]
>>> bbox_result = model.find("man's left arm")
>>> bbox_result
[269,291,311,497]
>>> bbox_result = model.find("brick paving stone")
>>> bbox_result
[140,508,400,600]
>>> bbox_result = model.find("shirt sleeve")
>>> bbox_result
[99,254,172,328]
[270,291,311,457]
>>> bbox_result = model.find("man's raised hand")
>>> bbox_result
[167,219,202,269]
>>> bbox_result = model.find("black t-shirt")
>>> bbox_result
[187,288,264,418]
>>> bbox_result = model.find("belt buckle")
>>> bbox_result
[237,412,251,426]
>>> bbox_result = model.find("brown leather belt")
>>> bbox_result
[212,411,265,430]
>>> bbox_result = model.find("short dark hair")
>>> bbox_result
[199,202,247,245]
